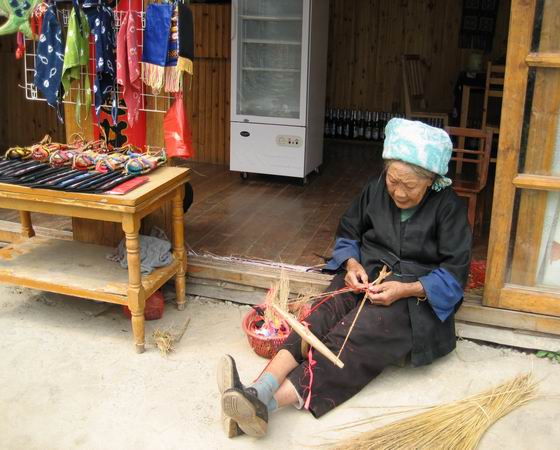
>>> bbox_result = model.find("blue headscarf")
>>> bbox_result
[382,118,453,191]
[33,4,64,122]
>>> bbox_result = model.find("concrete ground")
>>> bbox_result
[1,285,559,450]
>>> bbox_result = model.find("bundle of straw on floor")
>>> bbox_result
[151,318,191,357]
[332,373,537,450]
[152,329,174,356]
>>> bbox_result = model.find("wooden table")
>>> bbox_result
[0,166,190,353]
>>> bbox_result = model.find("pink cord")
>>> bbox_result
[303,329,316,410]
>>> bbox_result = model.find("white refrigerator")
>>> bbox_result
[230,0,329,181]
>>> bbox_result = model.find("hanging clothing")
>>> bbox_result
[116,10,141,125]
[33,4,64,122]
[282,176,472,418]
[177,1,194,87]
[83,0,117,121]
[164,3,181,92]
[61,8,91,124]
[141,2,173,93]
[0,0,38,38]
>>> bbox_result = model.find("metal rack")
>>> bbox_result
[22,3,174,114]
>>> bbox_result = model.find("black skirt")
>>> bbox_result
[283,273,413,418]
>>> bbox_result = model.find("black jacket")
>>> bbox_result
[336,175,472,366]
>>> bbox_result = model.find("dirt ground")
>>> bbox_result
[1,285,559,450]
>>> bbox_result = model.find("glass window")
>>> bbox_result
[532,0,560,53]
[537,191,560,288]
[240,0,303,18]
[235,0,304,119]
[242,19,302,43]
[237,70,302,118]
[508,189,560,290]
[510,0,560,289]
[518,68,560,176]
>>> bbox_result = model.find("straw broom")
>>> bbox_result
[331,373,538,450]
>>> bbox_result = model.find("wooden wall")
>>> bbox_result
[0,36,65,151]
[325,0,510,113]
[187,3,231,165]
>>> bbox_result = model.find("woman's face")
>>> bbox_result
[386,161,432,209]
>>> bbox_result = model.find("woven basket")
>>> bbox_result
[242,302,312,359]
[242,306,290,359]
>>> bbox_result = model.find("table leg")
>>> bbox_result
[172,186,187,311]
[19,211,35,238]
[123,215,146,353]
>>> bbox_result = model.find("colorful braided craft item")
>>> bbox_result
[68,132,87,148]
[50,149,81,168]
[5,146,32,160]
[30,134,66,163]
[72,150,99,171]
[125,149,167,175]
[31,144,60,163]
[85,139,110,154]
[95,153,129,173]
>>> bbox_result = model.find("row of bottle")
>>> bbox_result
[324,109,406,141]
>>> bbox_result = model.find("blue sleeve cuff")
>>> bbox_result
[419,268,464,322]
[325,238,360,271]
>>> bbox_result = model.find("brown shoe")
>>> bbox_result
[222,387,268,438]
[217,355,244,438]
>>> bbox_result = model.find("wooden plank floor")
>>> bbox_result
[181,141,490,265]
[181,141,384,266]
[0,140,490,266]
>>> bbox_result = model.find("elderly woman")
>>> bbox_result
[218,118,472,438]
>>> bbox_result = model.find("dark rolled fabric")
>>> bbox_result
[177,1,194,76]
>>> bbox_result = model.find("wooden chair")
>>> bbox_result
[445,126,493,235]
[481,62,505,163]
[401,54,449,128]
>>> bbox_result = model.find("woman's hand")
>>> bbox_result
[368,281,425,306]
[344,258,368,291]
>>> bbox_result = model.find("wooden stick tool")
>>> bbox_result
[271,303,345,369]
[335,265,392,359]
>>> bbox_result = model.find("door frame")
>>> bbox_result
[484,0,560,317]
